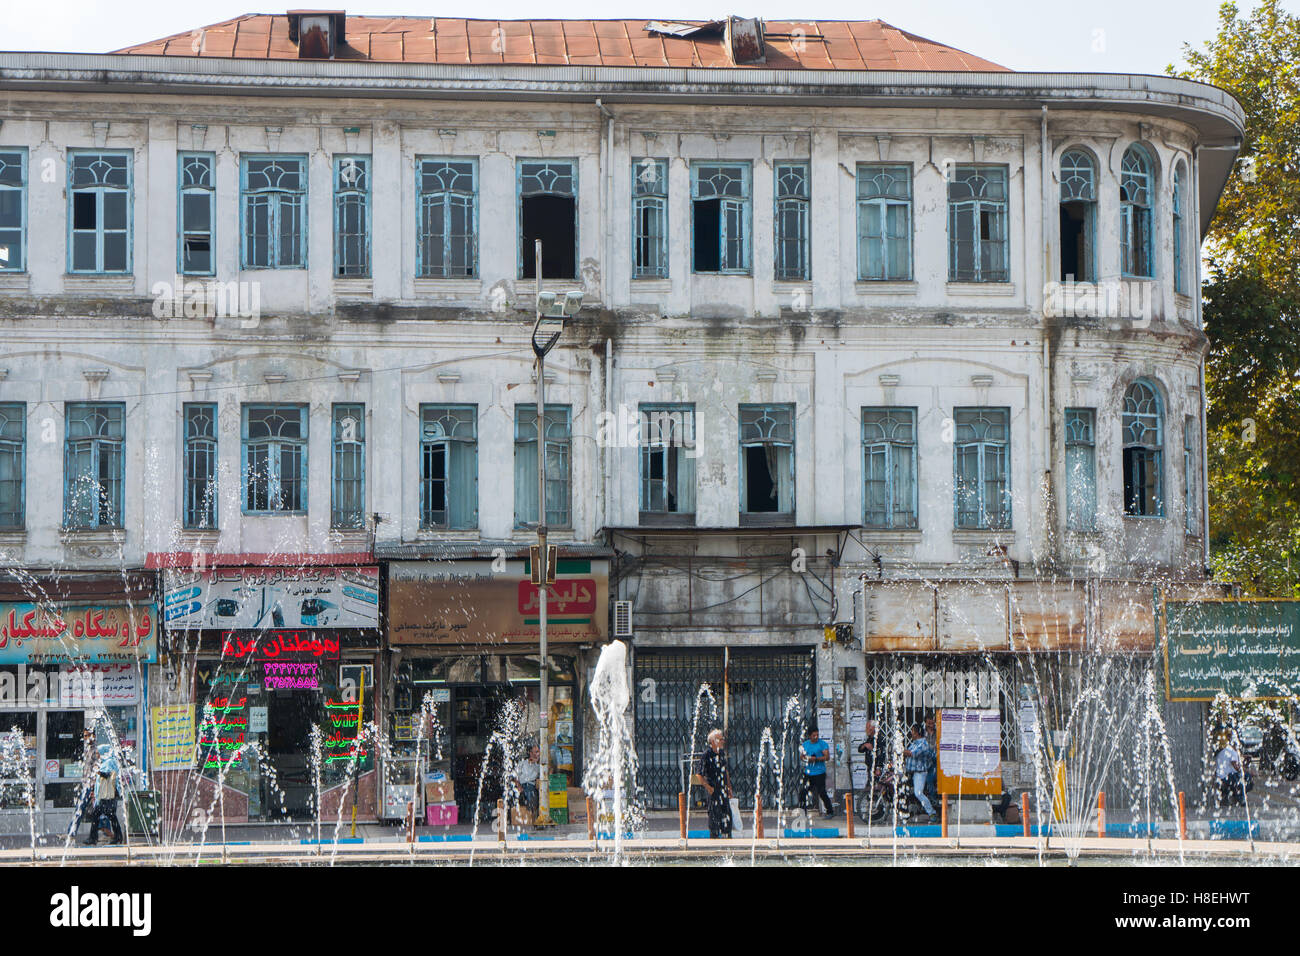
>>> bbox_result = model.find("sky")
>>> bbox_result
[3,0,1295,74]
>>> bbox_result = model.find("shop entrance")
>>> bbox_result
[451,685,517,823]
[265,686,316,819]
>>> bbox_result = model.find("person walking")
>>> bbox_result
[86,745,123,846]
[701,729,733,839]
[800,727,835,818]
[905,723,937,822]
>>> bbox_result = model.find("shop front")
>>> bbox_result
[0,576,157,836]
[385,558,607,824]
[159,566,381,825]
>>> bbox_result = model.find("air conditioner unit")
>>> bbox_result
[613,601,633,638]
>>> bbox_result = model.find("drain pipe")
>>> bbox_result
[1040,104,1056,561]
[596,98,614,301]
[1193,144,1211,574]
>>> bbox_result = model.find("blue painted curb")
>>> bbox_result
[1209,820,1261,839]
[516,833,556,841]
[299,838,363,845]
[783,827,841,838]
[416,833,473,842]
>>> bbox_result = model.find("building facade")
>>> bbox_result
[0,13,1243,829]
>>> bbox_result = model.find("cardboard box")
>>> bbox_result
[567,789,588,824]
[424,780,454,804]
[511,806,534,827]
[426,803,458,827]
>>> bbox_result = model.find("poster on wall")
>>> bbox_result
[162,567,379,630]
[0,604,157,663]
[58,664,141,707]
[151,705,196,770]
[936,708,1001,795]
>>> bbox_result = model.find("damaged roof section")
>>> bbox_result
[114,14,1010,71]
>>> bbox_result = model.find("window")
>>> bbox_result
[632,158,668,279]
[514,405,571,528]
[856,164,911,281]
[0,403,24,528]
[639,405,696,517]
[420,404,477,529]
[241,404,307,514]
[519,161,576,279]
[1059,149,1096,282]
[183,403,217,529]
[417,158,477,278]
[774,162,809,280]
[862,408,917,529]
[69,151,131,273]
[241,156,306,269]
[0,150,27,272]
[948,165,1008,282]
[1064,408,1096,532]
[1184,415,1198,534]
[178,153,215,275]
[332,404,365,529]
[1122,380,1163,517]
[739,404,794,517]
[64,403,124,529]
[1120,145,1154,279]
[692,162,751,274]
[954,408,1010,529]
[1173,161,1187,294]
[334,156,370,278]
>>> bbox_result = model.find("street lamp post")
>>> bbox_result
[529,239,582,826]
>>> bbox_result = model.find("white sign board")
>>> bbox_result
[58,664,140,707]
[163,567,380,629]
[937,708,1000,779]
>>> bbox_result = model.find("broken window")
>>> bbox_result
[1059,149,1095,282]
[1173,161,1187,294]
[1120,145,1154,279]
[739,404,794,517]
[862,407,917,529]
[69,151,131,273]
[333,156,370,278]
[183,403,217,530]
[64,402,124,529]
[856,164,912,281]
[519,161,576,279]
[953,408,1010,529]
[242,404,307,514]
[0,151,27,273]
[241,155,306,269]
[692,162,750,274]
[331,403,365,529]
[774,162,809,280]
[1064,408,1096,531]
[1184,415,1197,534]
[418,159,477,278]
[948,165,1008,282]
[640,404,695,517]
[633,158,668,279]
[179,153,215,276]
[514,405,571,528]
[1122,379,1163,517]
[0,403,25,529]
[421,404,477,529]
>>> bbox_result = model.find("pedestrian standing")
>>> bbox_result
[701,729,733,838]
[800,727,835,817]
[905,723,937,822]
[86,745,123,846]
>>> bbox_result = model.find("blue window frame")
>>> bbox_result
[856,164,912,281]
[68,151,131,274]
[241,404,307,514]
[0,403,25,528]
[518,160,578,280]
[240,155,306,269]
[692,162,751,274]
[639,404,695,516]
[862,407,917,529]
[0,150,27,273]
[739,404,794,516]
[948,165,1008,282]
[633,158,668,279]
[1059,148,1096,282]
[178,153,215,275]
[1121,145,1154,279]
[332,403,365,528]
[183,403,217,529]
[334,156,370,278]
[774,161,810,281]
[514,405,571,528]
[1184,415,1198,534]
[1173,161,1187,294]
[954,408,1011,529]
[417,158,477,278]
[64,402,124,529]
[420,404,478,529]
[1064,408,1096,532]
[1122,379,1163,517]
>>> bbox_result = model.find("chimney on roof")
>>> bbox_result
[726,16,765,65]
[287,10,346,59]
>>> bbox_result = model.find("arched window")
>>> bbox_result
[1120,145,1154,278]
[1059,148,1096,281]
[1173,161,1187,294]
[1122,379,1163,516]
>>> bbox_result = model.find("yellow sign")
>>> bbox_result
[151,705,196,770]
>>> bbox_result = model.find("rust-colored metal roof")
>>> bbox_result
[113,14,1009,71]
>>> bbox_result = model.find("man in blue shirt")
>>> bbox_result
[905,723,936,821]
[800,727,835,818]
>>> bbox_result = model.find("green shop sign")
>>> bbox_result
[1164,599,1300,701]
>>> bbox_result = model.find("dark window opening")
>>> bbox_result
[1123,447,1160,516]
[72,192,97,230]
[1060,203,1090,281]
[693,198,721,272]
[744,445,778,513]
[520,195,576,279]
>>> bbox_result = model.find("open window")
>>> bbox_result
[1059,149,1096,282]
[1122,379,1163,517]
[519,161,576,279]
[739,404,793,520]
[692,163,751,273]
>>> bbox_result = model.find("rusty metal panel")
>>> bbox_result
[938,583,1008,652]
[862,581,935,652]
[1009,581,1087,651]
[1098,582,1159,651]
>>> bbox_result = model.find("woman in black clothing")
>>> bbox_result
[701,729,733,839]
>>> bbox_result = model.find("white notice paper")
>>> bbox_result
[937,708,1000,779]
